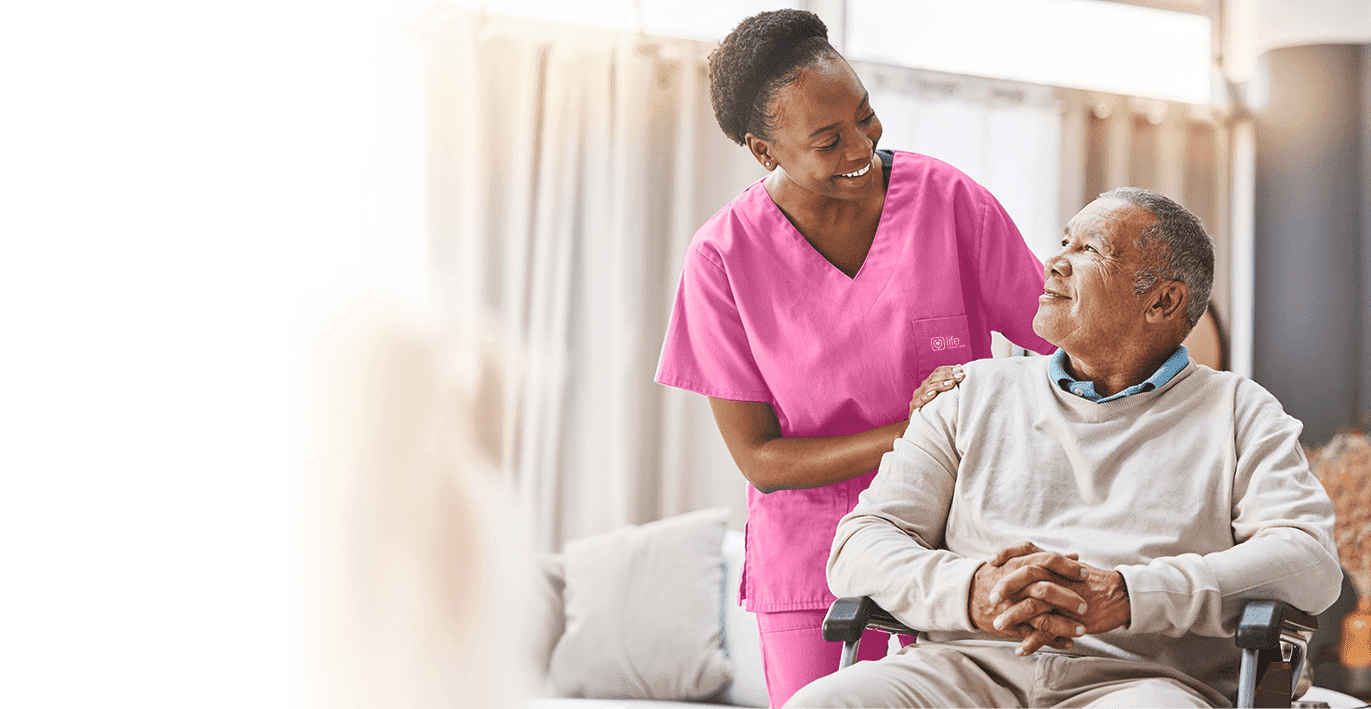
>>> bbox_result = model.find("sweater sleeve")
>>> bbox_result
[826,386,983,632]
[1115,379,1342,638]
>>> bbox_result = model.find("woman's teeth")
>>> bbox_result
[839,162,871,178]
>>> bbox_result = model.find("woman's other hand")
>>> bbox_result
[908,365,964,415]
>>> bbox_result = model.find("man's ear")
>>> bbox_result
[744,133,775,171]
[1145,280,1189,324]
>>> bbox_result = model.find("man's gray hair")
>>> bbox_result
[1100,186,1214,328]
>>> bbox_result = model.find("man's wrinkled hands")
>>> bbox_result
[969,542,1088,653]
[1016,561,1131,654]
[968,542,1131,656]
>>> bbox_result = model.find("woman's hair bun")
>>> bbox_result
[708,9,833,145]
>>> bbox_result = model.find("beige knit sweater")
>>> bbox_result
[828,355,1342,695]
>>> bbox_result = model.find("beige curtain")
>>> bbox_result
[426,12,758,551]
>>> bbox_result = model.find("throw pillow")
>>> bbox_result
[549,507,732,700]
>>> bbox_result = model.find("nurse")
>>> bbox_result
[654,9,1054,706]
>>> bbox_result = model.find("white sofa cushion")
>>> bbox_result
[550,508,733,700]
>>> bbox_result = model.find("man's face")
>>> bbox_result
[1032,197,1157,357]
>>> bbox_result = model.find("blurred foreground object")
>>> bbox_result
[306,306,534,708]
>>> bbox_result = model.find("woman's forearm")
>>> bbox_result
[707,367,960,493]
[708,396,908,493]
[745,420,910,493]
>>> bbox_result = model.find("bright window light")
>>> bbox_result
[447,0,791,41]
[849,0,1213,104]
[447,0,1212,104]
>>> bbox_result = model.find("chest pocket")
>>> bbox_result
[912,315,974,379]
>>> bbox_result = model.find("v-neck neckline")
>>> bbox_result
[761,151,895,282]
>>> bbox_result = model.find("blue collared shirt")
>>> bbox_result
[1048,346,1190,403]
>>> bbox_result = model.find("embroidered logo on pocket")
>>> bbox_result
[913,315,972,379]
[930,336,961,351]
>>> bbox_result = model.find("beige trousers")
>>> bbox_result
[784,643,1231,708]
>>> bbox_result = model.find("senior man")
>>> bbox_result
[786,187,1341,708]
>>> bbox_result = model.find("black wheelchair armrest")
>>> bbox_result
[1236,600,1319,708]
[1237,600,1318,650]
[822,596,880,644]
[823,597,917,669]
[824,596,916,642]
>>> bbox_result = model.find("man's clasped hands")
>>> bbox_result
[969,542,1133,656]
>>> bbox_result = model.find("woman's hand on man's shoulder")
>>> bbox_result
[909,364,965,415]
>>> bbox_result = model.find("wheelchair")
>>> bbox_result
[823,596,1320,708]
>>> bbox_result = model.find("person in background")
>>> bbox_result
[654,9,1054,705]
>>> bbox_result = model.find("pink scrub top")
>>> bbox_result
[655,151,1054,613]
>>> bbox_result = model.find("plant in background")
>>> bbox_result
[1307,429,1371,694]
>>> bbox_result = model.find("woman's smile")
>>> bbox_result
[837,158,874,179]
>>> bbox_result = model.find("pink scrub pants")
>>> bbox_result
[756,608,914,708]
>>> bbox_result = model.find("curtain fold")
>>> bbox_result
[429,14,758,551]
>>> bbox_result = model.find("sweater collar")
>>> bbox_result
[1048,346,1190,403]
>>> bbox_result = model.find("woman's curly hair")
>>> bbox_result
[708,9,837,146]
